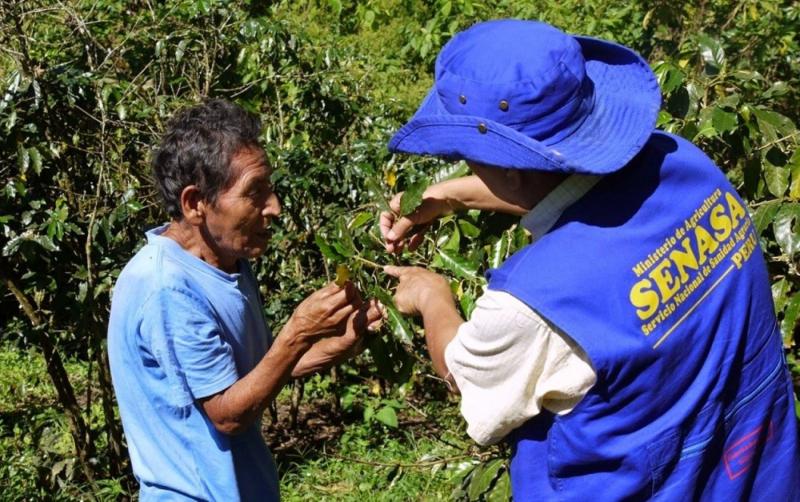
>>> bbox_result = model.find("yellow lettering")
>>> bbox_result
[709,203,732,242]
[725,192,746,230]
[694,225,719,264]
[648,259,680,303]
[669,238,700,283]
[631,278,660,320]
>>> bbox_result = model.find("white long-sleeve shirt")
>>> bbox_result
[444,174,601,446]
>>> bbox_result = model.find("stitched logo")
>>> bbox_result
[724,421,774,480]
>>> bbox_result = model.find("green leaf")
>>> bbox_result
[781,292,800,348]
[711,107,737,135]
[314,234,343,261]
[399,180,428,216]
[365,176,392,213]
[752,200,782,235]
[28,147,42,175]
[772,278,790,314]
[788,149,800,200]
[374,405,398,428]
[486,470,511,502]
[773,203,800,258]
[457,219,480,239]
[763,163,790,198]
[697,34,725,75]
[753,108,796,145]
[490,233,510,268]
[436,249,478,279]
[432,161,469,183]
[348,211,372,230]
[16,143,29,174]
[467,459,505,500]
[385,303,414,346]
[459,292,476,318]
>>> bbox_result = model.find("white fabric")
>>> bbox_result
[444,174,600,446]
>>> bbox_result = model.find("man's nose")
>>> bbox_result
[263,192,281,217]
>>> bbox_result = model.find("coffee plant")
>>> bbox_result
[1,0,797,499]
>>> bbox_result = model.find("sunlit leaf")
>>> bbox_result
[781,292,800,348]
[400,180,428,216]
[763,163,790,198]
[385,303,414,346]
[467,458,505,500]
[711,107,737,135]
[314,234,343,261]
[697,34,725,75]
[752,200,781,235]
[437,249,478,279]
[773,203,800,258]
[788,149,800,200]
[348,211,372,230]
[374,405,398,428]
[490,233,510,268]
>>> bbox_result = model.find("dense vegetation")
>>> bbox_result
[1,0,798,499]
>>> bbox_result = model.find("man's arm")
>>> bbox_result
[383,266,463,381]
[199,283,356,435]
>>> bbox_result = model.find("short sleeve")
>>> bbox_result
[444,289,596,446]
[140,287,240,401]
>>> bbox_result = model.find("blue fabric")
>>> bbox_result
[488,131,800,500]
[108,225,279,501]
[388,20,661,174]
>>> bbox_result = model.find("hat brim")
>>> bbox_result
[387,36,661,174]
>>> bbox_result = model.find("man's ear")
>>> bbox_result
[179,185,205,225]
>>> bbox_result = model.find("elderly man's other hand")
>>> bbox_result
[330,298,384,356]
[383,265,451,316]
[287,281,361,345]
[289,297,384,378]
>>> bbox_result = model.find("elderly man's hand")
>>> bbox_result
[329,298,384,356]
[384,265,451,316]
[287,282,361,345]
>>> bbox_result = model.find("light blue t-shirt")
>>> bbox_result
[108,225,279,501]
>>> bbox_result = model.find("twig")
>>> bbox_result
[353,254,383,270]
[323,453,478,469]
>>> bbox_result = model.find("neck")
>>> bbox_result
[162,220,237,273]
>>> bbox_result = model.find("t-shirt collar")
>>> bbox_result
[521,174,602,242]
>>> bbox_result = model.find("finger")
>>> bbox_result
[379,211,395,240]
[389,192,402,214]
[386,215,418,242]
[365,300,384,324]
[407,224,430,251]
[328,302,356,326]
[383,265,406,278]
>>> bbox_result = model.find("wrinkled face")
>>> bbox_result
[203,146,280,267]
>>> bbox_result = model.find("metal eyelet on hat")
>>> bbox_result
[477,123,487,134]
[499,100,509,111]
[459,95,467,104]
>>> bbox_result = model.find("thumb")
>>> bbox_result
[383,265,404,278]
[386,214,418,241]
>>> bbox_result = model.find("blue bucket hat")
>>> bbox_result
[388,19,661,174]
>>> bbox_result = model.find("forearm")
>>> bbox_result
[419,294,464,379]
[291,336,353,378]
[202,321,310,434]
[427,175,529,216]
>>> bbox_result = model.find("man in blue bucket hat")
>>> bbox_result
[381,19,799,499]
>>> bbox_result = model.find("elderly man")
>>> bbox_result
[108,99,382,501]
[381,20,799,499]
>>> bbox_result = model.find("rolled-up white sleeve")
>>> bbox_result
[444,289,596,446]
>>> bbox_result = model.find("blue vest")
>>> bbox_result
[488,131,800,500]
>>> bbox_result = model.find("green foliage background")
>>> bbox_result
[1,0,798,499]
